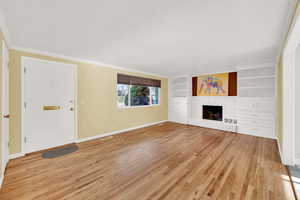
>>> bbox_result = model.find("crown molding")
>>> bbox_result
[11,46,168,78]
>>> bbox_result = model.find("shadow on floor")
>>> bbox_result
[288,166,300,199]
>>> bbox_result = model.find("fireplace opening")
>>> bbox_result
[203,105,223,121]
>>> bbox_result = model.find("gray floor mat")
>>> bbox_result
[42,144,79,158]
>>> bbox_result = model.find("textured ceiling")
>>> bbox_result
[0,0,293,76]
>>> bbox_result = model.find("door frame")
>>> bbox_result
[21,56,78,154]
[1,39,9,182]
[281,2,300,166]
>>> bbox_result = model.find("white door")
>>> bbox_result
[23,57,76,153]
[2,40,9,175]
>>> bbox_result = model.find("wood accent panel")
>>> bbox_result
[228,72,237,96]
[192,77,197,96]
[0,122,295,200]
[117,73,161,87]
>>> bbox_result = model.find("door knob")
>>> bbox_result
[3,114,10,119]
[70,108,74,111]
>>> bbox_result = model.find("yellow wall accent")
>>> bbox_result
[9,49,168,154]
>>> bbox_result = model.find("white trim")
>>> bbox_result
[21,56,78,154]
[179,120,277,140]
[8,153,25,160]
[11,46,168,78]
[8,121,167,158]
[276,138,283,164]
[238,75,275,80]
[117,85,161,109]
[1,40,9,187]
[282,48,296,166]
[280,2,300,167]
[118,104,161,109]
[236,131,277,140]
[76,120,167,143]
[74,65,79,141]
[238,86,275,90]
[0,172,3,188]
[295,158,300,166]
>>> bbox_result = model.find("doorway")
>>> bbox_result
[22,57,77,154]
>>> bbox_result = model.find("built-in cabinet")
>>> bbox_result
[236,63,275,138]
[237,98,275,138]
[168,63,276,139]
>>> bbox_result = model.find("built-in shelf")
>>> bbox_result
[237,64,275,98]
[239,86,275,90]
[170,76,188,98]
[238,75,275,80]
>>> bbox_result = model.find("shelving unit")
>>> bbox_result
[237,64,275,97]
[169,76,189,124]
[236,63,275,138]
[171,77,188,97]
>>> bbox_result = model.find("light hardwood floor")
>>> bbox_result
[0,122,295,200]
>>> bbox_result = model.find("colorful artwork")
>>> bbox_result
[197,73,229,96]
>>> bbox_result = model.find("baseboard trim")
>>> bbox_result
[294,158,300,167]
[6,121,168,160]
[237,131,277,140]
[0,161,7,188]
[0,173,3,188]
[276,138,283,163]
[8,153,25,160]
[76,120,168,143]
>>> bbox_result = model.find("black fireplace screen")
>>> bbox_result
[203,105,223,121]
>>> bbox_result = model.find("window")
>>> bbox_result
[117,74,161,107]
[117,84,129,107]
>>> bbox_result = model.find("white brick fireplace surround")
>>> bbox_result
[189,96,275,139]
[189,96,237,132]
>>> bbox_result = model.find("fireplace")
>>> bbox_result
[203,105,223,121]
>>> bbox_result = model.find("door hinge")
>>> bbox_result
[24,137,27,143]
[24,102,27,109]
[8,141,10,148]
[24,67,27,74]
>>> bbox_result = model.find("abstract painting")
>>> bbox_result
[197,73,229,96]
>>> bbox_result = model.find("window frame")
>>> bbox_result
[117,84,161,108]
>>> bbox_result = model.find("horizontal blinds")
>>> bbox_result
[117,74,161,88]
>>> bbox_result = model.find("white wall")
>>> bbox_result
[295,46,300,162]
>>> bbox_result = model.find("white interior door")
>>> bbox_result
[2,40,9,175]
[23,57,76,154]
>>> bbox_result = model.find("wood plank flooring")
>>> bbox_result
[0,122,295,200]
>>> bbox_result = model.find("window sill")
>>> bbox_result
[118,104,160,109]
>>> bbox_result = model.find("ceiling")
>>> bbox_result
[0,0,294,76]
